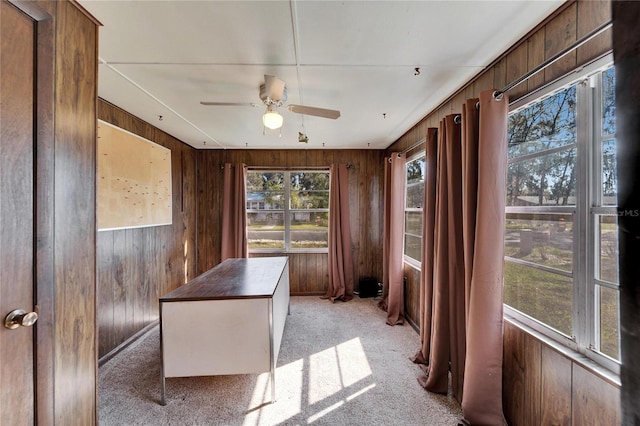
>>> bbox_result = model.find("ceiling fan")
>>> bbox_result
[200,75,340,130]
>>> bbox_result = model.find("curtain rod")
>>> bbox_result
[450,21,611,124]
[495,20,612,98]
[236,165,353,170]
[398,137,427,155]
[454,101,481,124]
[247,165,329,170]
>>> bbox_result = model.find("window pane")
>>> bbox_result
[404,211,422,236]
[602,139,617,205]
[504,213,573,272]
[508,86,576,159]
[405,156,425,263]
[290,172,330,209]
[246,172,285,210]
[290,172,329,190]
[602,67,616,136]
[404,234,421,262]
[598,215,619,283]
[598,285,620,360]
[504,261,573,336]
[406,182,424,208]
[290,190,329,209]
[507,147,576,206]
[406,157,425,209]
[290,212,328,249]
[247,211,284,249]
[406,157,425,184]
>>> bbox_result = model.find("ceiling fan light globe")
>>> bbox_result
[263,111,283,129]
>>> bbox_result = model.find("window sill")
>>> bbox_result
[403,258,421,271]
[249,249,328,255]
[503,314,620,388]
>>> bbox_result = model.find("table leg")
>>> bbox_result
[160,309,167,405]
[161,375,166,406]
[270,363,276,403]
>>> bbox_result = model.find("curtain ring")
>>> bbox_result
[493,90,504,101]
[453,115,462,124]
[397,152,402,158]
[475,101,480,110]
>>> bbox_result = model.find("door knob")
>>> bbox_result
[4,309,38,329]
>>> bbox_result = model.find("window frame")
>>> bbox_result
[403,152,426,269]
[503,54,620,374]
[246,169,330,254]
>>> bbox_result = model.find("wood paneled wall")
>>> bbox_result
[52,3,98,421]
[503,321,621,425]
[10,0,101,423]
[403,264,420,331]
[196,149,385,295]
[97,100,198,358]
[387,0,616,421]
[251,252,328,295]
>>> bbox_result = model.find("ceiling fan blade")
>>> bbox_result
[287,104,341,119]
[200,101,261,107]
[263,75,286,101]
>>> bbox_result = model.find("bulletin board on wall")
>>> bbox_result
[97,120,172,231]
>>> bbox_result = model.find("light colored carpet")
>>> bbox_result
[99,296,462,425]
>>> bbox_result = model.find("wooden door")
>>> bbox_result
[0,1,37,423]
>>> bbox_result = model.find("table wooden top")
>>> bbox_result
[160,257,288,302]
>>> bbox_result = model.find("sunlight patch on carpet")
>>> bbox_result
[309,337,373,405]
[244,358,304,424]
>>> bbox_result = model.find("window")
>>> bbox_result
[404,154,425,265]
[246,170,329,252]
[504,57,619,372]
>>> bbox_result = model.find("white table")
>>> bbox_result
[159,257,289,405]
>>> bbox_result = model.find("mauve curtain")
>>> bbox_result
[461,91,508,425]
[412,90,508,425]
[221,163,248,261]
[419,115,465,395]
[324,163,355,302]
[379,153,406,325]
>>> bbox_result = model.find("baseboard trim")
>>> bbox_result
[291,292,325,296]
[98,320,159,367]
[406,315,420,334]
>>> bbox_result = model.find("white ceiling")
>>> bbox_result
[80,0,564,150]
